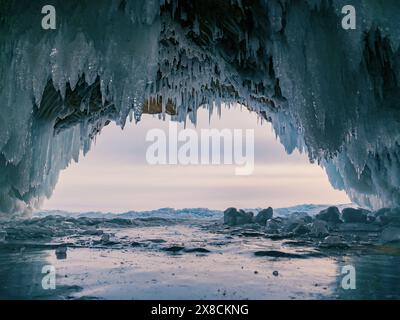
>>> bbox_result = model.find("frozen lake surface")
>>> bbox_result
[1,210,399,300]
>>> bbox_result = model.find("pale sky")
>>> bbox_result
[43,106,350,212]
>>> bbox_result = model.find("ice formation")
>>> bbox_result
[0,0,399,216]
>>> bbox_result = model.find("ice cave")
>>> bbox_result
[1,0,400,216]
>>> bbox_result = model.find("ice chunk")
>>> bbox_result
[341,208,368,223]
[380,227,400,244]
[55,246,68,260]
[223,208,253,226]
[254,207,273,225]
[316,207,342,224]
[310,220,329,238]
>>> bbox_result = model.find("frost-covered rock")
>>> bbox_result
[288,212,312,224]
[265,219,281,234]
[293,224,310,236]
[309,220,329,238]
[316,207,342,224]
[282,212,312,234]
[254,207,273,225]
[223,208,253,226]
[224,208,238,226]
[237,210,254,225]
[55,246,67,259]
[341,208,368,223]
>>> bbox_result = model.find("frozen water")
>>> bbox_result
[1,204,400,299]
[1,0,400,216]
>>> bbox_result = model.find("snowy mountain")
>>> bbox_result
[33,208,223,220]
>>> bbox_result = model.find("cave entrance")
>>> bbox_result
[41,105,349,214]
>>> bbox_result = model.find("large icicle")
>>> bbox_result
[1,0,400,216]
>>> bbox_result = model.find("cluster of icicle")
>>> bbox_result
[0,0,400,216]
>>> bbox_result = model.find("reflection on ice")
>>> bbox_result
[0,247,81,299]
[336,250,400,300]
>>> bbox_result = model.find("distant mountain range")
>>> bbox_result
[34,204,354,220]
